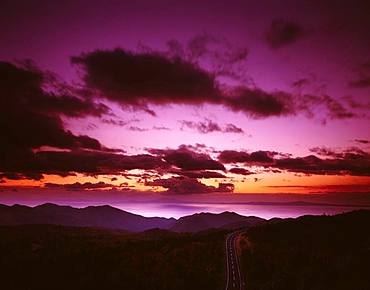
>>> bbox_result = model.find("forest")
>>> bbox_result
[239,210,370,290]
[0,225,226,290]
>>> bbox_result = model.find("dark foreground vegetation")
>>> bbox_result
[0,225,226,290]
[1,210,369,290]
[240,210,370,290]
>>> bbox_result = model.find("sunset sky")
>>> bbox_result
[1,0,370,217]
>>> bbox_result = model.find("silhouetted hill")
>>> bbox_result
[0,203,175,232]
[170,211,266,232]
[0,203,268,232]
[239,210,370,290]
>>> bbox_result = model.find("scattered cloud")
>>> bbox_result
[45,181,114,191]
[180,119,221,133]
[224,123,244,133]
[175,170,226,179]
[180,119,243,134]
[218,150,277,164]
[153,126,171,131]
[265,184,370,193]
[148,145,225,171]
[1,150,167,180]
[167,33,250,83]
[128,126,149,132]
[145,177,234,194]
[219,147,370,176]
[101,118,132,127]
[296,94,356,120]
[229,167,254,176]
[223,86,295,118]
[273,149,370,176]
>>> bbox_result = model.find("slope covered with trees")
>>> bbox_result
[239,210,370,290]
[0,225,226,290]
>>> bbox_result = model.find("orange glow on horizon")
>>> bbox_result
[2,171,369,194]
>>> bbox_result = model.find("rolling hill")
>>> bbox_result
[170,211,266,232]
[0,203,175,232]
[0,203,266,232]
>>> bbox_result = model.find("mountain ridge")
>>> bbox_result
[0,203,266,232]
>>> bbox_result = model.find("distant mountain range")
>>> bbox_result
[171,211,265,232]
[0,203,266,232]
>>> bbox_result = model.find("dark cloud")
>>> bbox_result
[0,61,161,180]
[0,61,108,118]
[218,150,276,164]
[273,152,370,176]
[180,119,221,133]
[148,145,225,171]
[309,147,338,158]
[296,94,355,119]
[309,146,368,159]
[1,149,167,180]
[343,96,370,112]
[217,183,235,192]
[355,139,370,144]
[265,19,306,49]
[3,139,231,181]
[229,167,254,176]
[0,172,44,181]
[177,143,217,154]
[218,150,250,163]
[0,61,119,176]
[45,181,114,191]
[223,87,295,118]
[180,119,243,134]
[175,170,226,179]
[34,150,167,175]
[224,123,244,133]
[219,147,370,176]
[277,150,370,176]
[145,177,234,194]
[71,48,220,111]
[320,96,356,119]
[72,48,353,120]
[265,184,370,193]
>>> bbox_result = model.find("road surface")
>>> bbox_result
[225,232,245,290]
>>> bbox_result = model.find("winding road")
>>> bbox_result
[225,232,245,290]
